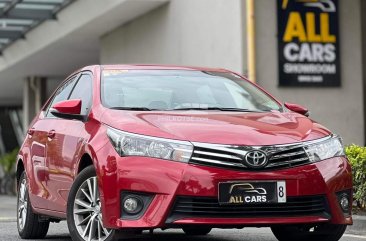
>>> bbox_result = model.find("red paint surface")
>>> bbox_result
[52,99,82,115]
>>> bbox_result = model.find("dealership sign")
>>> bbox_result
[277,0,340,86]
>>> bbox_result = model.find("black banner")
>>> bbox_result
[277,0,340,87]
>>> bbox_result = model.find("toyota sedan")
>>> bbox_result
[16,65,352,241]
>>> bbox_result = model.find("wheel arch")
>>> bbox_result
[16,157,25,187]
[77,153,94,174]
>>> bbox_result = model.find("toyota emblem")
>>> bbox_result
[244,150,268,168]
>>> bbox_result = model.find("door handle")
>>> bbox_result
[27,128,35,136]
[47,130,56,139]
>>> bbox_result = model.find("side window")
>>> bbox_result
[69,74,93,115]
[46,76,78,118]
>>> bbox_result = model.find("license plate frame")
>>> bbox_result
[218,181,287,205]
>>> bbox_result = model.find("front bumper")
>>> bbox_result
[96,145,352,229]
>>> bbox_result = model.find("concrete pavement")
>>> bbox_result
[348,215,366,236]
[1,221,365,241]
[0,194,16,222]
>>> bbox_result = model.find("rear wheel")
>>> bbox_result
[182,227,212,235]
[67,166,115,241]
[271,224,347,241]
[17,171,50,239]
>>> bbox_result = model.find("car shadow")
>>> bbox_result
[119,233,238,241]
[43,235,71,240]
[41,232,243,241]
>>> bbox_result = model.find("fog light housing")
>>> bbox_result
[340,196,349,212]
[336,190,352,215]
[123,197,143,214]
[121,192,154,220]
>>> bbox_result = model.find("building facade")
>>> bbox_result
[0,0,364,154]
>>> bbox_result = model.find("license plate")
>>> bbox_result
[218,181,286,205]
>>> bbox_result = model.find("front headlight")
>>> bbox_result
[304,135,345,162]
[107,127,193,163]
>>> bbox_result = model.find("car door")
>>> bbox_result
[27,75,78,209]
[44,72,93,213]
[26,118,48,209]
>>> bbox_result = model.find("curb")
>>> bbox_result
[0,217,16,222]
[346,215,366,236]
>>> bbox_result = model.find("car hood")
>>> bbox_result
[101,110,331,146]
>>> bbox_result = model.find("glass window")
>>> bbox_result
[101,70,281,112]
[69,74,93,115]
[46,76,77,117]
[224,82,257,110]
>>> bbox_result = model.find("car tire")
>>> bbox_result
[17,171,50,239]
[182,227,212,235]
[271,224,347,241]
[67,166,115,241]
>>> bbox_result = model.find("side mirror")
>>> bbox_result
[50,99,85,121]
[284,102,309,117]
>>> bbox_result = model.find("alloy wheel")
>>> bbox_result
[17,178,28,231]
[73,177,112,241]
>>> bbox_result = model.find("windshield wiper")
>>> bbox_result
[110,106,268,112]
[170,107,262,112]
[110,107,153,111]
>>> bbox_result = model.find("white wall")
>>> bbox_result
[255,0,364,145]
[100,0,245,74]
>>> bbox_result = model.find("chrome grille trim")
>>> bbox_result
[191,135,331,154]
[270,150,306,160]
[188,137,333,171]
[266,157,309,168]
[193,150,242,160]
[190,157,244,167]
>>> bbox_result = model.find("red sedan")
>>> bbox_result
[16,65,352,241]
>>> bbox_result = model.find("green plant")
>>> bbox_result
[345,144,366,209]
[0,148,19,174]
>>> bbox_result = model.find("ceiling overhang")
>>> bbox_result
[0,0,169,106]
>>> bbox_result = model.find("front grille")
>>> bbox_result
[166,195,330,223]
[267,147,310,169]
[190,142,311,171]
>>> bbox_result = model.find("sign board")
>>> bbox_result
[277,0,340,86]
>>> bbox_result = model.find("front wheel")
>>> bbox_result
[182,227,212,235]
[271,224,347,241]
[67,166,115,241]
[17,171,50,239]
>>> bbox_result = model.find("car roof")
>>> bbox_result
[63,64,238,87]
[81,64,230,73]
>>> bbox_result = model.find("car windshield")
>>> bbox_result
[101,70,281,112]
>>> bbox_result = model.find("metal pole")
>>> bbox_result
[246,0,256,82]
